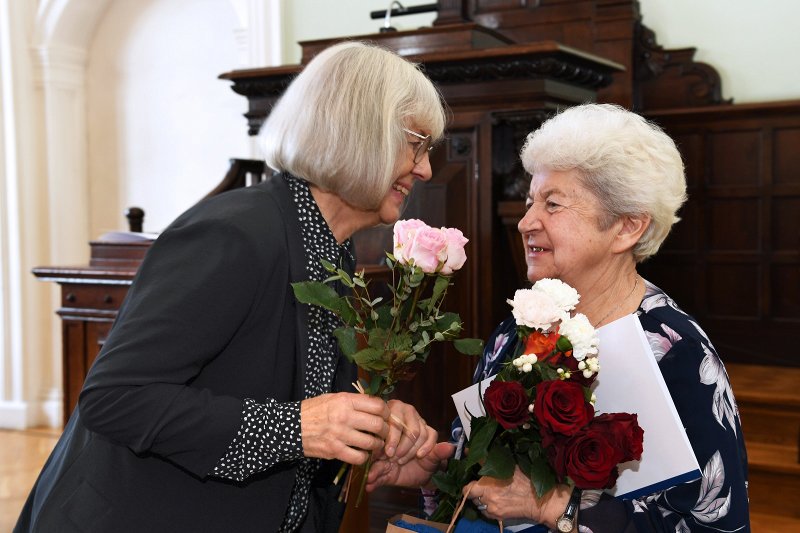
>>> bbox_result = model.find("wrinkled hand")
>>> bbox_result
[300,392,389,465]
[384,399,436,465]
[464,467,571,527]
[366,441,455,492]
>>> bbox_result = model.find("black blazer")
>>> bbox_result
[15,175,356,532]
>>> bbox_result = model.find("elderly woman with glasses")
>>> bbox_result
[16,42,445,533]
[367,104,750,533]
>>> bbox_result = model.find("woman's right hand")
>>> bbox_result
[366,441,455,491]
[300,392,390,465]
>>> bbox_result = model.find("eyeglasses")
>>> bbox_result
[403,128,433,164]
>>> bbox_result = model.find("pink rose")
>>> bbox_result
[407,226,447,273]
[393,219,428,264]
[439,227,468,275]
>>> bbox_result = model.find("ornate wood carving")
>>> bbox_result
[633,23,732,110]
[491,109,553,200]
[424,54,613,86]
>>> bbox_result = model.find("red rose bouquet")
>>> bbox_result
[431,278,644,523]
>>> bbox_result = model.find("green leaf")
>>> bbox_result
[434,332,445,341]
[320,258,337,272]
[435,312,462,336]
[375,306,393,329]
[291,281,359,325]
[556,335,573,352]
[291,281,339,307]
[409,269,425,287]
[530,455,557,498]
[333,327,357,360]
[336,268,353,287]
[352,346,390,371]
[366,328,389,350]
[454,337,484,355]
[387,331,413,356]
[428,275,450,311]
[479,443,515,479]
[465,417,497,469]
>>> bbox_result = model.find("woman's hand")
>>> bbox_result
[385,399,436,464]
[366,441,455,491]
[464,467,571,527]
[300,392,389,465]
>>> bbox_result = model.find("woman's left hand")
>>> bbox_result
[464,467,571,527]
[384,399,436,464]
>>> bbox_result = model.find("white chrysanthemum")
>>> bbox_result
[558,313,599,361]
[507,288,564,331]
[531,278,580,312]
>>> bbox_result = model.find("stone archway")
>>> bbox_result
[2,0,281,429]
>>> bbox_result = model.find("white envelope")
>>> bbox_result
[452,314,701,500]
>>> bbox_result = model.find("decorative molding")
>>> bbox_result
[633,23,731,110]
[491,109,554,200]
[424,56,614,88]
[32,44,87,90]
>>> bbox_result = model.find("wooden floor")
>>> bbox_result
[0,427,61,532]
[1,426,797,532]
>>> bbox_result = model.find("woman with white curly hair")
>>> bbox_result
[368,104,750,532]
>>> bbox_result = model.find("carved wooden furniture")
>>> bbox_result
[32,234,153,424]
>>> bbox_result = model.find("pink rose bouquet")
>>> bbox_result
[292,219,483,505]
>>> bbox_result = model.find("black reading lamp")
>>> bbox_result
[371,1,437,33]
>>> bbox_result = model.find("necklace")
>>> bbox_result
[593,276,639,328]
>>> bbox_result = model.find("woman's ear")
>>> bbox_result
[611,214,651,254]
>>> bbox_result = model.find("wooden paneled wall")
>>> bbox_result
[641,101,800,367]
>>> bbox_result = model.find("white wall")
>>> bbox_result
[639,0,800,104]
[282,0,436,64]
[87,0,250,235]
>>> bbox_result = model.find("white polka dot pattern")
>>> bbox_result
[209,175,352,532]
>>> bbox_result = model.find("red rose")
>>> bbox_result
[533,380,594,436]
[484,380,531,430]
[562,427,620,489]
[593,413,644,463]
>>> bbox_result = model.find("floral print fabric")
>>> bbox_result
[452,279,750,532]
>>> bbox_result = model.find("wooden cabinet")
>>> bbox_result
[32,234,151,424]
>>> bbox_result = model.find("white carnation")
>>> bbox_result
[531,278,580,312]
[558,313,599,361]
[507,288,564,331]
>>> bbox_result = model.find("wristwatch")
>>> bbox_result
[556,487,582,532]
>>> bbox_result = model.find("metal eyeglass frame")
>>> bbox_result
[403,127,433,164]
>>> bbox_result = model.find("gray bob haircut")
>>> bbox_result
[520,103,687,263]
[260,41,446,210]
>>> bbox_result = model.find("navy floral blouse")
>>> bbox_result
[450,279,750,532]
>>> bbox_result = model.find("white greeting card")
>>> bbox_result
[452,314,701,500]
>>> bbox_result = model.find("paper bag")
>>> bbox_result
[386,514,449,532]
